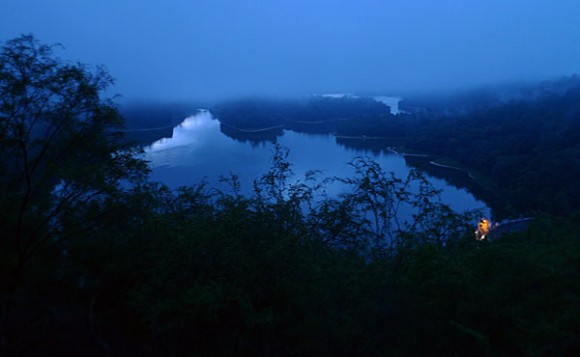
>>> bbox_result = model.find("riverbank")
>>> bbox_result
[395,150,512,219]
[334,134,404,140]
[135,110,504,218]
[219,122,285,133]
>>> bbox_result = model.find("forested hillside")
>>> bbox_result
[2,36,579,356]
[408,84,580,215]
[210,81,580,216]
[211,96,395,131]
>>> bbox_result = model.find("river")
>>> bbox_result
[143,110,490,218]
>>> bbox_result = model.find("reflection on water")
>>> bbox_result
[147,110,219,155]
[144,110,489,216]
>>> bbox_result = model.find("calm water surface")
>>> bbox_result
[144,110,489,216]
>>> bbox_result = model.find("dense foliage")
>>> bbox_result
[210,79,580,217]
[211,96,399,134]
[409,86,580,215]
[2,36,579,356]
[0,35,147,291]
[3,154,579,355]
[120,101,199,145]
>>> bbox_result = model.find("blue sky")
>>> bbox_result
[2,0,580,101]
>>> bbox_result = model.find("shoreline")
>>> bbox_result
[287,119,342,124]
[119,125,175,132]
[220,122,285,133]
[390,148,474,179]
[334,134,399,140]
[429,161,476,179]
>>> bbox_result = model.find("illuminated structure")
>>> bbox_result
[475,218,491,241]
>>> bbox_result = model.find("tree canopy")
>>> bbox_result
[0,34,147,290]
[1,35,578,356]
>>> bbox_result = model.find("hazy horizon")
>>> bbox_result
[2,0,580,102]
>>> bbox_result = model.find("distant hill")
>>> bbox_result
[400,75,580,117]
[407,76,580,215]
[119,101,199,145]
[121,101,198,129]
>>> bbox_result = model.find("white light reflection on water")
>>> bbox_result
[144,110,489,217]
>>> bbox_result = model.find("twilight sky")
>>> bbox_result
[2,0,580,101]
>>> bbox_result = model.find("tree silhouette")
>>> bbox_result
[0,34,147,290]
